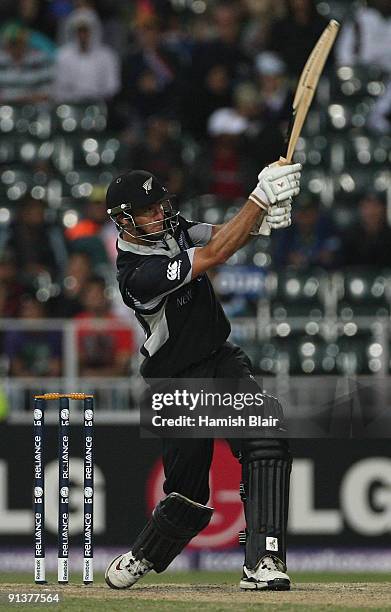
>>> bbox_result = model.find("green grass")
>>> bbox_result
[1,601,349,612]
[1,602,377,612]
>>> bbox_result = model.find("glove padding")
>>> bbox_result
[250,199,292,236]
[249,162,302,209]
[267,201,292,229]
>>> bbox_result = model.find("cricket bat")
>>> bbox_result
[279,19,340,165]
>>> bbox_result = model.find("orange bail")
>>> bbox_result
[34,393,93,401]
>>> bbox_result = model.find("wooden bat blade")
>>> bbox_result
[281,19,340,164]
[285,88,314,163]
[293,19,340,110]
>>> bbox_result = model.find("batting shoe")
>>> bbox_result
[105,551,153,589]
[240,555,290,591]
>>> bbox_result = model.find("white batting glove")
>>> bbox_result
[249,162,302,209]
[267,200,292,229]
[250,199,292,236]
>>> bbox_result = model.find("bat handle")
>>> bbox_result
[278,155,293,165]
[270,156,291,168]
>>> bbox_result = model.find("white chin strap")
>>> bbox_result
[124,226,167,243]
[112,210,179,244]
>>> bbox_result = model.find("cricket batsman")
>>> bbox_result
[104,162,301,591]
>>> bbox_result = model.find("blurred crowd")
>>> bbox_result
[0,0,391,379]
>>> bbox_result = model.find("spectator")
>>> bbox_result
[254,52,292,127]
[339,193,391,268]
[58,5,103,46]
[160,6,193,65]
[6,199,67,283]
[273,194,340,270]
[181,63,233,140]
[229,52,292,176]
[0,253,24,318]
[190,1,251,86]
[189,2,251,100]
[75,276,135,376]
[57,0,128,56]
[267,0,331,78]
[0,0,57,55]
[129,115,186,197]
[193,107,249,200]
[18,0,57,41]
[65,186,114,272]
[121,13,182,121]
[0,23,53,103]
[53,8,120,102]
[52,252,93,318]
[3,294,62,376]
[196,79,286,190]
[241,0,285,57]
[336,0,391,73]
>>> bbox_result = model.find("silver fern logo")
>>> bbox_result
[142,177,153,194]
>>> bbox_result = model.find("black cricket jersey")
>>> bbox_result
[116,216,231,377]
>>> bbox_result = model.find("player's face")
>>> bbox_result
[134,202,165,234]
[77,25,91,51]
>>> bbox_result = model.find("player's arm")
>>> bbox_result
[210,198,293,242]
[193,201,293,242]
[192,162,301,277]
[211,222,251,250]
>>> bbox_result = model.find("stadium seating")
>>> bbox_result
[336,270,391,318]
[333,65,386,103]
[267,270,328,320]
[336,329,381,375]
[246,327,383,377]
[53,103,107,134]
[331,167,389,204]
[60,169,117,201]
[52,136,126,172]
[0,104,52,139]
[330,202,358,230]
[245,332,337,376]
[293,135,330,168]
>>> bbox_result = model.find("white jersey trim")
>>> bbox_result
[125,247,196,312]
[118,235,181,257]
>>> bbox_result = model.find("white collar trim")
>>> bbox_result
[117,236,179,256]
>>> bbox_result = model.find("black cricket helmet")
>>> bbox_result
[106,170,178,241]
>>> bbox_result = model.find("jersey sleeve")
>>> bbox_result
[121,248,196,309]
[182,219,213,246]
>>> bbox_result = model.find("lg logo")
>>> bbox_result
[290,458,391,535]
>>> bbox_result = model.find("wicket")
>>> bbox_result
[33,393,94,585]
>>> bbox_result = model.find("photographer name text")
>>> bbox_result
[151,415,279,428]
